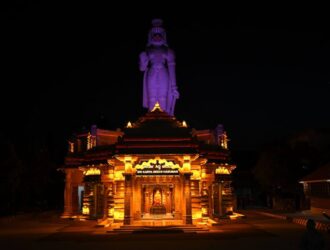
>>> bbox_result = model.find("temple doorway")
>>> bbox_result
[141,184,174,218]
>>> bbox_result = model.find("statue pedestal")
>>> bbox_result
[150,205,166,214]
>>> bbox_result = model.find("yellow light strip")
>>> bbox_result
[135,158,180,170]
[215,166,230,174]
[84,168,101,176]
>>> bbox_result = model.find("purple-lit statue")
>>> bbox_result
[139,19,179,115]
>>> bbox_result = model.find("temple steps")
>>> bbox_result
[108,224,209,234]
[132,219,183,226]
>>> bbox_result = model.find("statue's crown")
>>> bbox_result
[147,18,167,46]
[152,19,163,27]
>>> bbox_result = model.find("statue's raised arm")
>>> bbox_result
[140,19,179,116]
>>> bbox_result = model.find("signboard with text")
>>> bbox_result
[136,159,180,175]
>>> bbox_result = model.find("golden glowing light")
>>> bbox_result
[114,210,124,220]
[215,166,230,175]
[84,168,101,176]
[108,208,114,217]
[191,170,201,180]
[229,212,245,220]
[135,158,180,170]
[87,133,91,150]
[69,141,74,153]
[227,206,233,212]
[182,155,191,172]
[192,211,202,219]
[114,170,124,180]
[151,101,163,112]
[201,172,206,178]
[220,131,229,149]
[86,132,96,150]
[201,207,208,215]
[82,206,90,215]
[182,120,187,127]
[124,156,133,173]
[126,121,132,128]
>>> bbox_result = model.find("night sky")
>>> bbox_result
[2,3,330,160]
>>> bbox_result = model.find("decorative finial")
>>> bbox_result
[126,121,132,128]
[220,131,229,149]
[151,101,163,112]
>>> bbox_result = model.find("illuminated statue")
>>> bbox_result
[153,189,162,205]
[139,19,179,115]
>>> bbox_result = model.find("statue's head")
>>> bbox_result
[147,19,167,47]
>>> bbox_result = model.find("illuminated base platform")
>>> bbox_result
[141,213,174,219]
[133,220,183,226]
[61,214,88,220]
[229,212,246,220]
[109,225,209,234]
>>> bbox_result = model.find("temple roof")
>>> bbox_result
[124,105,188,136]
[301,163,330,182]
[115,106,198,154]
[65,105,231,165]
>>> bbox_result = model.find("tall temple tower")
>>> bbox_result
[61,20,236,226]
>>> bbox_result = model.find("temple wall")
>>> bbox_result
[132,177,141,220]
[114,180,125,221]
[62,169,83,218]
[62,157,235,224]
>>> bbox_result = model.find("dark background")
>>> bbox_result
[1,2,329,213]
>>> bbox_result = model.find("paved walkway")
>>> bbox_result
[0,211,329,250]
[250,208,330,232]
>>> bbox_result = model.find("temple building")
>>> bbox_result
[61,19,236,225]
[300,163,330,215]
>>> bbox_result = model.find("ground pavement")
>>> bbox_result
[0,210,329,250]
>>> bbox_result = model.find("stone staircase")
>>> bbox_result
[107,224,209,234]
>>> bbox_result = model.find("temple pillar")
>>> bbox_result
[218,182,223,216]
[102,183,111,219]
[209,184,214,217]
[143,186,150,213]
[123,173,132,225]
[62,169,73,218]
[215,173,234,217]
[184,173,192,224]
[101,168,114,219]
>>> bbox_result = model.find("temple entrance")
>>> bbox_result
[141,184,174,218]
[132,175,183,225]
